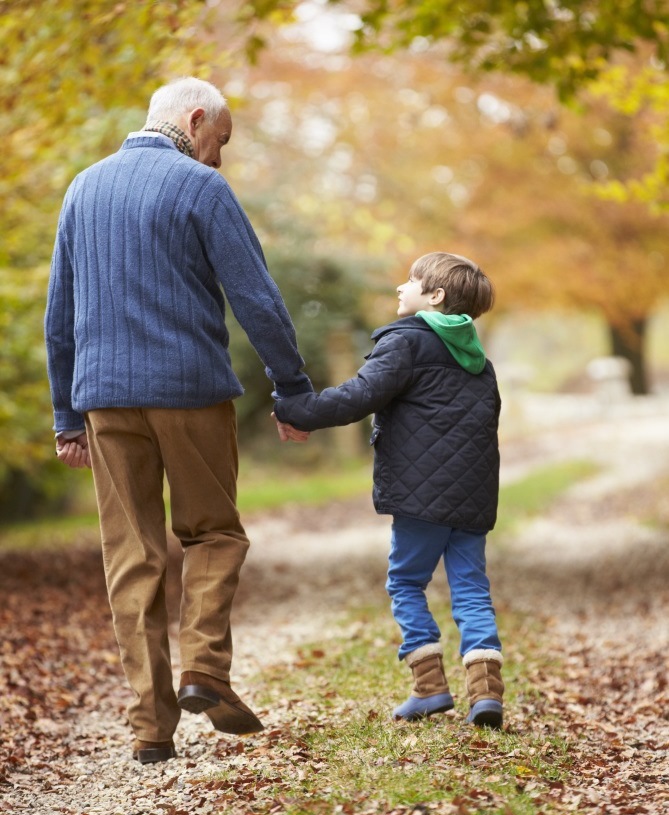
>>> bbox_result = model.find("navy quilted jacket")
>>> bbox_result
[274,316,501,531]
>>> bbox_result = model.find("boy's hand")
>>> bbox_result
[55,432,92,469]
[271,413,310,443]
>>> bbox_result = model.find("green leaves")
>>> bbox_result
[241,0,668,100]
[396,0,666,89]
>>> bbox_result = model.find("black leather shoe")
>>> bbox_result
[132,739,177,764]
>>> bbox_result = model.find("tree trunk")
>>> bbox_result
[608,317,649,395]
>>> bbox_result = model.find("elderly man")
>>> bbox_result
[45,77,311,764]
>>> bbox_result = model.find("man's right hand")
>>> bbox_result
[55,433,92,469]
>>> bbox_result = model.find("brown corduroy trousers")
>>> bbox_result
[84,402,250,742]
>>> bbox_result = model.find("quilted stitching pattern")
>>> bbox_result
[275,317,500,530]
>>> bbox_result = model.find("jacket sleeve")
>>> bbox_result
[205,181,312,398]
[44,196,86,433]
[274,331,414,431]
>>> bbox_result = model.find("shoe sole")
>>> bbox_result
[133,746,177,764]
[177,684,220,714]
[205,703,264,735]
[178,684,264,735]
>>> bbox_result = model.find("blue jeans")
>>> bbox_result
[386,515,502,660]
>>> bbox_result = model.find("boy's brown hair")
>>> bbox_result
[410,252,495,320]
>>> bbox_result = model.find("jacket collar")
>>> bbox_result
[371,315,431,342]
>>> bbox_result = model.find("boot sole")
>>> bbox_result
[178,684,264,735]
[393,692,455,722]
[467,700,503,729]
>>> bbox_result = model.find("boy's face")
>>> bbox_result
[397,274,443,317]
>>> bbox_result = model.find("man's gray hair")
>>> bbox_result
[146,77,227,123]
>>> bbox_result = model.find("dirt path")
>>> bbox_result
[1,399,668,813]
[491,413,669,812]
[234,408,669,812]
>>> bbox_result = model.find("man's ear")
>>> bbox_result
[187,108,206,136]
[428,288,446,307]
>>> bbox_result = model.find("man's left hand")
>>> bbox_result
[56,433,92,469]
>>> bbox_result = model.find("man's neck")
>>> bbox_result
[142,120,194,159]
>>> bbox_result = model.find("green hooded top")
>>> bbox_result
[416,311,487,374]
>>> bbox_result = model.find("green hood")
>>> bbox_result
[417,311,487,374]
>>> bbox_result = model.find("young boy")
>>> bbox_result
[273,252,504,728]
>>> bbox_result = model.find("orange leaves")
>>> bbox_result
[293,648,327,669]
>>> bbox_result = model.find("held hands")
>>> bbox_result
[271,413,310,444]
[55,432,92,469]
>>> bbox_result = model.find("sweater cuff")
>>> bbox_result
[272,374,314,400]
[53,409,86,435]
[55,429,86,440]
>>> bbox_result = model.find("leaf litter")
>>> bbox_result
[0,411,668,813]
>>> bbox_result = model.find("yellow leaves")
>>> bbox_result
[0,0,228,272]
[593,178,632,205]
[91,3,129,27]
[587,60,669,209]
[0,265,53,475]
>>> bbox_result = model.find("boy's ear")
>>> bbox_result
[428,288,446,307]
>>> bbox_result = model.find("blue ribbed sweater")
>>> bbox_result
[45,134,312,433]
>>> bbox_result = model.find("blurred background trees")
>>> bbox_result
[1,0,219,518]
[240,0,669,206]
[1,0,668,521]
[221,29,669,394]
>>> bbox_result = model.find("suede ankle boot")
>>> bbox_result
[463,649,504,729]
[392,643,454,721]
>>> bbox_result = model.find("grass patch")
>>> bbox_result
[0,512,102,551]
[205,605,575,814]
[495,459,599,535]
[0,459,372,551]
[237,457,372,515]
[0,457,594,554]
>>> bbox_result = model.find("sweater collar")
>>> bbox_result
[142,120,194,158]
